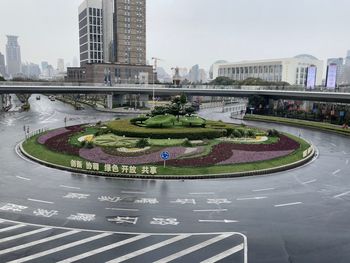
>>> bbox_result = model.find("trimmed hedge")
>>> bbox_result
[107,119,227,140]
[144,114,176,128]
[180,116,206,127]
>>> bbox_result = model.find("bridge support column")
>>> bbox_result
[0,94,3,111]
[107,93,113,109]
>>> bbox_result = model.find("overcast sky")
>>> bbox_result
[1,0,350,72]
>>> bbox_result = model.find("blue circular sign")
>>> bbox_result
[160,151,170,161]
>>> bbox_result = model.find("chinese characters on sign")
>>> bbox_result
[70,160,158,175]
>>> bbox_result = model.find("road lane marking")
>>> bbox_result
[106,234,190,263]
[9,232,112,263]
[0,227,51,243]
[59,185,81,190]
[194,209,227,212]
[200,243,244,263]
[252,188,275,192]
[199,220,238,223]
[330,143,337,147]
[332,169,341,176]
[121,191,146,195]
[27,198,54,204]
[189,192,215,195]
[0,230,79,256]
[274,202,302,207]
[346,160,349,165]
[333,191,350,199]
[57,234,150,263]
[106,208,139,212]
[342,151,347,155]
[0,224,26,233]
[237,196,267,201]
[16,176,31,181]
[153,233,233,263]
[302,179,317,185]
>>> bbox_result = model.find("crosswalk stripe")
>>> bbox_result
[200,243,245,263]
[106,234,191,263]
[57,234,150,263]
[0,227,51,243]
[7,232,113,263]
[0,224,26,233]
[153,233,233,263]
[0,230,79,256]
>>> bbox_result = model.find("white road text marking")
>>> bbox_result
[274,202,302,207]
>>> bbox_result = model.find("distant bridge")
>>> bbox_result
[1,84,350,103]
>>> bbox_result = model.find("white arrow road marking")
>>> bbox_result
[252,188,275,192]
[0,227,51,243]
[7,232,113,263]
[106,234,190,263]
[332,169,341,176]
[57,234,150,263]
[237,196,267,201]
[194,209,227,212]
[0,230,79,256]
[27,198,54,204]
[16,176,31,181]
[274,202,302,207]
[333,191,350,199]
[0,224,26,233]
[199,220,239,223]
[200,243,245,263]
[152,233,233,263]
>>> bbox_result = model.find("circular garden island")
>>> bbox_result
[21,114,314,179]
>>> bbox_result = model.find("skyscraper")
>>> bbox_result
[102,0,114,63]
[6,35,22,77]
[57,58,65,72]
[113,0,146,65]
[0,52,6,77]
[79,0,104,65]
[327,58,344,84]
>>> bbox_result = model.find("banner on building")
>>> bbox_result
[306,66,317,89]
[326,64,337,89]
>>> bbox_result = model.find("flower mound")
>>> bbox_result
[38,128,69,144]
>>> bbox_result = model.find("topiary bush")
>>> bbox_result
[268,129,280,137]
[247,130,256,138]
[136,138,150,148]
[232,129,243,138]
[182,139,193,147]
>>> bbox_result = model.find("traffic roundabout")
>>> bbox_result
[1,96,350,262]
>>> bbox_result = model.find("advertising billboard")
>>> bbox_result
[306,66,317,89]
[326,64,337,89]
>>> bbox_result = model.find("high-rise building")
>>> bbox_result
[102,0,114,63]
[41,61,49,72]
[327,58,344,85]
[6,35,22,77]
[0,52,6,77]
[78,0,104,65]
[113,0,146,65]
[22,62,41,79]
[68,0,152,84]
[345,50,350,66]
[57,58,65,72]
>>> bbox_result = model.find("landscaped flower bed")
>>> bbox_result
[22,119,312,177]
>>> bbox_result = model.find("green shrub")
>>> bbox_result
[180,116,206,127]
[268,129,280,137]
[237,128,247,137]
[226,127,234,137]
[232,129,243,138]
[130,116,149,125]
[182,139,193,147]
[144,114,176,128]
[136,138,150,148]
[247,130,256,138]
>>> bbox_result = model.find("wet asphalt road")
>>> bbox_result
[0,96,350,262]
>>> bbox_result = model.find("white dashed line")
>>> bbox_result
[237,196,267,201]
[302,179,317,185]
[59,185,81,190]
[27,198,54,204]
[274,202,302,207]
[189,192,215,195]
[252,188,275,192]
[121,191,146,195]
[193,209,227,212]
[106,208,139,212]
[346,160,349,165]
[330,143,337,147]
[333,191,350,199]
[16,176,31,181]
[332,169,341,176]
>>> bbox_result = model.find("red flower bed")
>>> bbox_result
[44,125,84,156]
[165,135,300,167]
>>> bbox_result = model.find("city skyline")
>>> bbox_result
[0,0,350,73]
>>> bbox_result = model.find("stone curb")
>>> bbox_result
[19,142,315,180]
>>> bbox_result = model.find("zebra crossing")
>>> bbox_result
[0,219,247,263]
